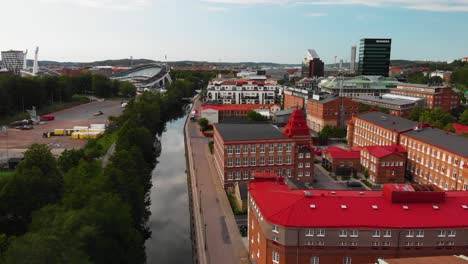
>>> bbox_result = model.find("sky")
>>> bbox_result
[1,0,468,64]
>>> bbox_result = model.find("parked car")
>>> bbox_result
[40,114,55,121]
[93,110,103,116]
[347,181,362,188]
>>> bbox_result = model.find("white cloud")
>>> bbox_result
[201,0,468,12]
[304,12,328,16]
[203,5,229,11]
[40,0,151,10]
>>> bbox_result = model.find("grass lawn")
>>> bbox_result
[0,171,14,177]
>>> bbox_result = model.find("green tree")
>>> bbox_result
[198,118,209,131]
[92,74,113,98]
[247,111,268,122]
[419,108,454,129]
[119,81,137,98]
[459,109,468,125]
[318,125,333,139]
[57,149,84,173]
[408,105,425,121]
[428,76,443,86]
[407,72,428,84]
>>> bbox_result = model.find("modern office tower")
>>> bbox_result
[358,38,392,77]
[1,50,25,74]
[301,49,324,78]
[350,46,357,73]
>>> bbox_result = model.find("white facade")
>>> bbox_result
[350,46,357,73]
[201,108,219,124]
[206,80,279,104]
[1,50,24,75]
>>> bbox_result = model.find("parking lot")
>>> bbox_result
[0,100,122,162]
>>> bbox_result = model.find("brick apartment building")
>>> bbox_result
[352,95,417,117]
[322,146,361,176]
[360,145,407,184]
[390,84,460,111]
[347,112,418,148]
[249,178,468,264]
[306,95,360,132]
[283,87,310,110]
[400,125,468,191]
[213,109,314,186]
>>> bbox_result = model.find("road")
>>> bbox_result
[312,163,366,191]
[186,99,249,264]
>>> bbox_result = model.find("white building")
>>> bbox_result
[1,50,24,75]
[206,79,280,104]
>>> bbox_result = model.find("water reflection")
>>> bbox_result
[145,116,193,264]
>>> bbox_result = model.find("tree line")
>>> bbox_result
[0,71,209,263]
[0,73,136,117]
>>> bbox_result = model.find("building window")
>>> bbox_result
[316,229,325,237]
[227,146,233,154]
[235,158,241,167]
[299,153,304,159]
[372,241,379,247]
[272,252,280,264]
[243,171,249,180]
[286,143,292,152]
[298,171,303,177]
[269,144,275,153]
[405,241,413,247]
[406,230,414,237]
[306,152,311,158]
[227,158,233,167]
[272,225,279,233]
[243,145,249,154]
[383,230,391,237]
[382,241,390,247]
[235,171,241,180]
[305,171,311,177]
[278,144,283,152]
[339,230,347,237]
[447,241,455,246]
[305,229,314,237]
[349,241,357,246]
[343,256,352,264]
[415,241,423,247]
[277,156,283,165]
[243,157,249,167]
[259,157,265,166]
[416,230,424,237]
[317,241,324,246]
[235,145,241,154]
[269,156,274,165]
[437,241,444,246]
[273,236,279,242]
[251,144,256,153]
[448,230,456,237]
[311,256,319,264]
[286,155,291,164]
[305,162,310,168]
[372,230,380,237]
[298,163,303,168]
[227,171,233,180]
[350,230,358,237]
[260,144,265,153]
[250,157,256,166]
[285,169,291,177]
[438,230,446,237]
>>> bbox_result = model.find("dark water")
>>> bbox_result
[145,113,193,263]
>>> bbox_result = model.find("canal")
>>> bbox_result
[145,111,193,263]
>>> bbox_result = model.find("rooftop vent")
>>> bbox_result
[462,205,468,209]
[402,205,409,210]
[304,191,312,197]
[341,205,347,209]
[372,205,379,210]
[433,205,440,210]
[331,191,337,195]
[310,204,316,209]
[359,192,364,195]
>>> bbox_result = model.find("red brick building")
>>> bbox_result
[390,84,460,111]
[200,103,280,124]
[347,112,418,147]
[360,145,407,184]
[213,109,314,186]
[283,88,309,110]
[306,95,360,132]
[249,178,468,264]
[322,146,361,176]
[400,126,468,191]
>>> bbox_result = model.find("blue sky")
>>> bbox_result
[2,0,468,64]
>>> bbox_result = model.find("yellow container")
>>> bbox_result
[54,129,65,135]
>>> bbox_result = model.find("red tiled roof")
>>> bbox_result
[201,104,276,111]
[363,145,406,158]
[453,123,468,133]
[323,146,360,159]
[248,179,468,228]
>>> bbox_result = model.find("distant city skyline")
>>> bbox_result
[1,0,468,64]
